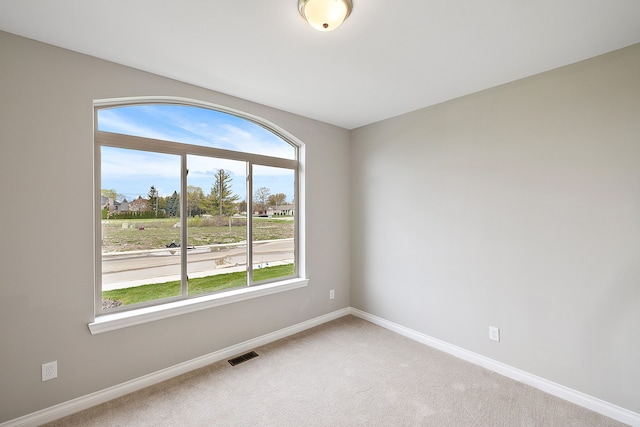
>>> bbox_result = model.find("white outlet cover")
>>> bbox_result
[42,361,57,381]
[489,326,500,342]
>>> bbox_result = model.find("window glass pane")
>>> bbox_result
[252,165,295,282]
[96,101,300,314]
[101,147,182,309]
[186,155,247,296]
[98,105,295,159]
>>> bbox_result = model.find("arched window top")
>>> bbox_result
[97,103,296,160]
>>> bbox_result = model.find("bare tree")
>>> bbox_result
[267,193,286,207]
[253,187,271,213]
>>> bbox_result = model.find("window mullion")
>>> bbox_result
[247,162,253,286]
[181,154,188,296]
[95,131,296,169]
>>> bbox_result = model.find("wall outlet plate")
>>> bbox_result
[329,289,335,300]
[42,361,57,381]
[489,326,500,342]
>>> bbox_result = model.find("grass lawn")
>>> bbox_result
[103,264,295,307]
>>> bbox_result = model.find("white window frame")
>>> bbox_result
[89,97,307,334]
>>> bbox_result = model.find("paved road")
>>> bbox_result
[102,239,294,290]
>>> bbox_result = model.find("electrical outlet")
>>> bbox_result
[489,326,500,342]
[329,289,335,300]
[42,361,57,381]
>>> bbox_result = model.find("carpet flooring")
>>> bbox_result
[43,315,626,426]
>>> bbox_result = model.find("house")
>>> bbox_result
[101,196,136,213]
[1,3,639,425]
[117,199,129,212]
[267,204,295,216]
[100,195,112,211]
[128,196,150,212]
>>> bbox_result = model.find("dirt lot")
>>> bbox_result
[101,217,294,253]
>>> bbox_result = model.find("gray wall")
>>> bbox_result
[0,31,351,422]
[2,28,639,422]
[350,43,640,413]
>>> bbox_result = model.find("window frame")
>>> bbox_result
[90,97,306,333]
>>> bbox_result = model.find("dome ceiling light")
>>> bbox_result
[298,0,353,32]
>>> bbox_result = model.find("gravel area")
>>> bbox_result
[102,299,122,310]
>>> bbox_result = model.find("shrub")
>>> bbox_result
[102,209,168,220]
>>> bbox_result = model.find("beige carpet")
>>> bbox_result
[44,315,625,426]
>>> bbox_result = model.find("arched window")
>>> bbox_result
[93,99,303,322]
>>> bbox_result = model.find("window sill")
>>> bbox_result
[88,278,309,335]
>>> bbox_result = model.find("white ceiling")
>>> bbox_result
[1,0,640,129]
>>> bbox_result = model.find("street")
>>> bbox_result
[102,239,294,290]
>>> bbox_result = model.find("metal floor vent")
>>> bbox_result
[228,351,259,366]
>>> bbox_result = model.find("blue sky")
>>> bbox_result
[99,105,295,203]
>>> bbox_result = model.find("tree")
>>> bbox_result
[187,185,206,217]
[237,200,247,214]
[166,191,180,217]
[268,193,286,207]
[210,169,240,216]
[157,195,167,214]
[148,185,159,217]
[101,188,117,200]
[254,187,271,213]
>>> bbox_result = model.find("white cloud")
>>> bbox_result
[98,109,176,142]
[100,105,296,159]
[101,147,180,179]
[186,155,246,178]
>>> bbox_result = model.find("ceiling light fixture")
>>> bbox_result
[298,0,353,32]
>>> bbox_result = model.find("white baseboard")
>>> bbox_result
[5,307,637,427]
[1,308,351,427]
[349,307,640,427]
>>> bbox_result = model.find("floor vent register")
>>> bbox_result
[228,351,259,366]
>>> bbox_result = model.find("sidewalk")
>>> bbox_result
[102,259,293,291]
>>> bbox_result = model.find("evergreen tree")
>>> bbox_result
[210,169,240,216]
[148,185,159,217]
[166,191,180,217]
